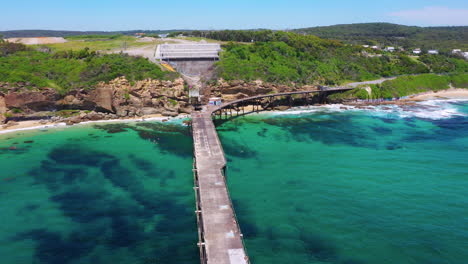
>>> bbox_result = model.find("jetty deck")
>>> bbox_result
[192,108,249,264]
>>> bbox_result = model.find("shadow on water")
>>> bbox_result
[15,142,198,264]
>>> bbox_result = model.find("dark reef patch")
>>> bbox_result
[94,123,134,134]
[372,126,392,135]
[262,115,377,148]
[15,229,96,264]
[133,123,193,158]
[17,140,197,264]
[257,128,269,137]
[231,199,259,238]
[219,136,258,158]
[47,144,114,166]
[128,154,154,173]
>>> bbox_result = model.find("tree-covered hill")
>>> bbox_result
[216,31,467,85]
[293,23,468,51]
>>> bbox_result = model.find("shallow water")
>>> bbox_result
[218,100,468,264]
[0,121,198,264]
[1,100,467,264]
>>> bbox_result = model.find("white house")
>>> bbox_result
[362,45,369,48]
[384,46,395,52]
[371,45,379,50]
[428,50,439,55]
[463,52,468,60]
[413,48,422,55]
[452,49,462,54]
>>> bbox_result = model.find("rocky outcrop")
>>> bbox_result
[4,88,60,111]
[88,87,114,113]
[0,77,190,124]
[205,79,318,102]
[0,95,7,123]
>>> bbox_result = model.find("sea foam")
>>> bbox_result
[263,99,468,120]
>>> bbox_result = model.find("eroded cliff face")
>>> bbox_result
[204,79,317,102]
[0,77,190,124]
[0,77,320,125]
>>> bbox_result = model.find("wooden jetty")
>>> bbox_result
[191,88,353,264]
[192,108,249,264]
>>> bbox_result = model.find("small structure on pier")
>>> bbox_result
[209,97,223,106]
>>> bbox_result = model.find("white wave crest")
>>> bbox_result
[263,100,468,120]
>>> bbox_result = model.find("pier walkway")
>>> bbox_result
[191,88,355,263]
[192,108,249,264]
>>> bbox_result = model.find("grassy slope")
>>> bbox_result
[329,73,468,100]
[40,35,166,52]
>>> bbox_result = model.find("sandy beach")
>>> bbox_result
[405,88,468,101]
[0,114,189,135]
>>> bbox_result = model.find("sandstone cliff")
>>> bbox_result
[204,79,317,102]
[0,77,190,124]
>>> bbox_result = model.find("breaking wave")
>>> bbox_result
[264,99,468,120]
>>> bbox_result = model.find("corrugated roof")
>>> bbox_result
[156,43,221,59]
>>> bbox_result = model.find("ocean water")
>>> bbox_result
[1,100,467,264]
[217,100,468,264]
[0,120,198,264]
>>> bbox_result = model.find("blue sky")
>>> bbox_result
[1,0,467,31]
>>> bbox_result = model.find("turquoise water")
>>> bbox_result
[0,121,198,264]
[1,100,467,264]
[217,100,468,264]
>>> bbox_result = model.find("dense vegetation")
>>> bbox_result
[293,23,468,51]
[329,73,468,100]
[0,43,173,93]
[174,30,278,42]
[215,32,467,85]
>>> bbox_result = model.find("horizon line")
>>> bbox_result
[2,22,467,32]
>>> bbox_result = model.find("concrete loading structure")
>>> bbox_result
[155,43,222,61]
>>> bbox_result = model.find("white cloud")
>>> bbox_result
[389,6,468,26]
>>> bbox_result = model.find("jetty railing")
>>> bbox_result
[192,157,208,264]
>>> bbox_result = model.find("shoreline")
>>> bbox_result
[2,89,467,135]
[0,114,189,135]
[404,88,468,101]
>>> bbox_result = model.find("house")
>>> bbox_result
[371,45,379,50]
[413,48,422,55]
[384,46,395,52]
[463,52,468,60]
[158,34,168,38]
[428,50,439,55]
[362,45,369,48]
[452,49,462,54]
